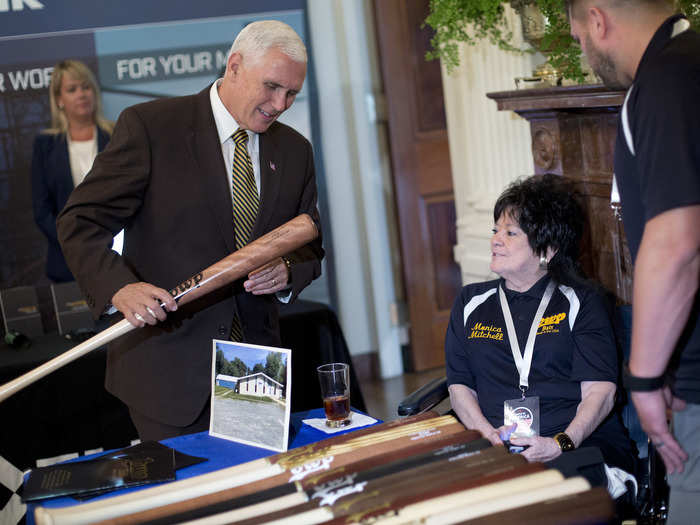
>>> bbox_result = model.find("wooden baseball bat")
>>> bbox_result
[329,462,545,525]
[100,429,483,524]
[422,475,591,525]
[357,469,565,525]
[229,450,522,525]
[106,432,488,525]
[0,214,318,403]
[459,486,613,525]
[35,415,461,525]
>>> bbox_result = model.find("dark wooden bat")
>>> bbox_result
[422,473,592,525]
[311,465,565,525]
[330,461,545,525]
[458,486,614,525]
[308,466,564,525]
[1,214,318,403]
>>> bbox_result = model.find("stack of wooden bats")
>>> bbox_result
[35,412,614,525]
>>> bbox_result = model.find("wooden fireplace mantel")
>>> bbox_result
[487,84,625,113]
[486,84,632,303]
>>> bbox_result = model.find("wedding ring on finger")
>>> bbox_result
[134,313,145,322]
[146,306,156,317]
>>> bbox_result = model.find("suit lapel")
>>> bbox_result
[47,134,75,211]
[255,126,282,235]
[186,87,236,254]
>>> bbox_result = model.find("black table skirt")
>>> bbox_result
[280,300,366,416]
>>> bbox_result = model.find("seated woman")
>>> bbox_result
[445,174,636,477]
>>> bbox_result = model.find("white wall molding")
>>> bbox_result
[440,6,538,286]
[307,0,403,377]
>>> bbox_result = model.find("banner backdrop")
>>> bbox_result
[0,1,329,321]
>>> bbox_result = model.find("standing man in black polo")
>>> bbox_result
[568,1,700,522]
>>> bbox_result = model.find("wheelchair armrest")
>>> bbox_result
[398,376,449,416]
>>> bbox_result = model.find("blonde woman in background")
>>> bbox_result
[31,59,113,282]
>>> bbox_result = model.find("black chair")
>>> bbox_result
[275,299,367,414]
[398,376,448,416]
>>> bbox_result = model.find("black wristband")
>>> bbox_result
[623,364,665,392]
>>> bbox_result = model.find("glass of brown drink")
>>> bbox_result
[316,363,351,427]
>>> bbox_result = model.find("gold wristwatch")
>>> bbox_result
[553,432,575,452]
[281,256,293,284]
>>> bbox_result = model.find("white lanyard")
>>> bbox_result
[498,281,556,395]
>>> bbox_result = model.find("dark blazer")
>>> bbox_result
[57,87,323,426]
[31,129,110,282]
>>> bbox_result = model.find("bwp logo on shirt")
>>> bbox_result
[537,312,566,335]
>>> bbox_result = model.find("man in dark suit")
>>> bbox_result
[57,20,323,441]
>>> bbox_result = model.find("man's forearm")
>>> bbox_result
[629,208,700,377]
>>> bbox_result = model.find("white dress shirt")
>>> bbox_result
[67,130,98,188]
[209,79,261,195]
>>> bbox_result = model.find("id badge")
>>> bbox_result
[504,396,540,438]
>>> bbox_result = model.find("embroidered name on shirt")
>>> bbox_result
[468,322,504,341]
[537,312,566,335]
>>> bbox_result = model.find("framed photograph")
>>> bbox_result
[209,339,292,452]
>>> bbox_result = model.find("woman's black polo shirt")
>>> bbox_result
[445,275,618,437]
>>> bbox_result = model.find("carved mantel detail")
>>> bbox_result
[532,127,557,171]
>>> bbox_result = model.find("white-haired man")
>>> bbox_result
[58,20,323,441]
[568,1,700,522]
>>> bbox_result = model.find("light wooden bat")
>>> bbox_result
[0,214,318,403]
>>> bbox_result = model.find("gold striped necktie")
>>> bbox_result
[231,128,259,249]
[230,128,259,341]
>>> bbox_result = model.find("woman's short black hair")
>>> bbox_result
[494,173,585,284]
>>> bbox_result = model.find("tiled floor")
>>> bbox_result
[358,367,450,422]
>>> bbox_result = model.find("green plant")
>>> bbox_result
[425,0,586,82]
[425,0,519,70]
[537,0,586,83]
[426,0,700,84]
[678,0,700,24]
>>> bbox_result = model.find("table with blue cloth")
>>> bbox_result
[0,300,366,474]
[25,408,379,525]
